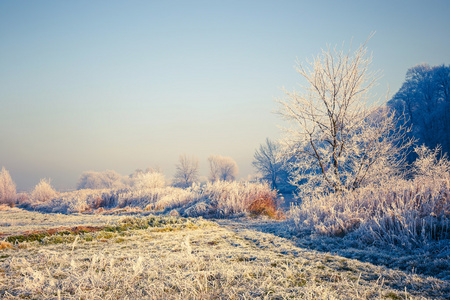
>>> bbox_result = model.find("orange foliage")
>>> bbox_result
[248,196,284,220]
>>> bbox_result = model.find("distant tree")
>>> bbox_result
[129,167,162,178]
[277,40,411,195]
[173,154,199,188]
[130,168,144,178]
[31,178,58,202]
[77,170,127,190]
[388,64,450,160]
[132,172,166,190]
[252,138,292,191]
[0,167,16,206]
[208,155,239,182]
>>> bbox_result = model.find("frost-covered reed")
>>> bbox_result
[289,145,450,250]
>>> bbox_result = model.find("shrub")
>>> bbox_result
[0,167,16,206]
[248,195,284,220]
[31,179,58,203]
[413,145,450,181]
[16,193,30,207]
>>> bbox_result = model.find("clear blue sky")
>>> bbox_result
[1,0,449,191]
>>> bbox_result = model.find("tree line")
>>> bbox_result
[76,154,239,190]
[387,64,450,163]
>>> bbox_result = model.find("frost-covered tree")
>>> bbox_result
[252,138,293,191]
[130,167,162,178]
[132,172,166,190]
[173,154,199,188]
[388,64,450,160]
[77,170,127,190]
[128,167,166,189]
[208,155,238,182]
[0,167,16,205]
[277,40,411,195]
[253,139,281,189]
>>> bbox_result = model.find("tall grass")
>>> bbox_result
[289,146,450,250]
[33,181,281,219]
[196,181,279,218]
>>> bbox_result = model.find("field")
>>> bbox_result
[1,206,449,299]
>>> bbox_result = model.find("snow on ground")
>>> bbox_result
[1,208,449,299]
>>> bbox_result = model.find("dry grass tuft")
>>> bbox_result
[0,241,12,250]
[0,204,12,211]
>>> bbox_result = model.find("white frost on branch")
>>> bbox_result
[277,39,412,195]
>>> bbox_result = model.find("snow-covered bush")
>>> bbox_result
[31,179,58,203]
[413,145,450,181]
[0,167,16,206]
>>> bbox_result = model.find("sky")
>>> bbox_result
[1,0,450,191]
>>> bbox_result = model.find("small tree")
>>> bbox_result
[252,138,290,190]
[277,40,411,195]
[208,155,239,182]
[173,154,199,188]
[31,179,58,202]
[0,167,16,206]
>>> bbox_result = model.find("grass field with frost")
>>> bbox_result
[1,207,449,299]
